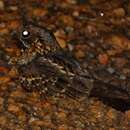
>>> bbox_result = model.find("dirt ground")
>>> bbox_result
[0,0,130,129]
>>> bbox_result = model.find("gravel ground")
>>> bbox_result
[0,0,130,129]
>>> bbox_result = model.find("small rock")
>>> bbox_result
[75,50,86,59]
[119,75,126,80]
[0,97,4,111]
[88,52,95,58]
[123,68,130,75]
[113,8,125,18]
[8,104,20,113]
[58,125,68,130]
[7,20,20,30]
[109,128,116,130]
[0,77,10,84]
[0,1,4,10]
[30,119,54,128]
[0,116,7,126]
[98,53,109,65]
[105,35,130,51]
[9,6,17,11]
[107,67,115,74]
[56,111,66,120]
[115,58,126,68]
[10,89,25,98]
[59,15,74,26]
[0,27,9,35]
[125,110,130,120]
[65,26,74,33]
[0,66,9,74]
[106,109,118,124]
[72,11,79,17]
[66,0,77,4]
[89,0,106,4]
[33,8,48,17]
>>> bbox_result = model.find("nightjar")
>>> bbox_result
[8,20,130,111]
[9,21,93,98]
[7,1,130,111]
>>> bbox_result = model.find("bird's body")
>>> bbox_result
[10,21,93,97]
[9,19,130,111]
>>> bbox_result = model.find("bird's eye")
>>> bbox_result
[22,30,30,38]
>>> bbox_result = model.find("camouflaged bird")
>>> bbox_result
[9,20,93,98]
[9,20,130,112]
[7,0,130,111]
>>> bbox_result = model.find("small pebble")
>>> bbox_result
[107,67,115,74]
[72,11,79,17]
[119,75,126,80]
[88,52,95,58]
[113,8,125,18]
[66,0,77,4]
[0,1,4,10]
[9,6,17,11]
[65,26,74,33]
[88,42,95,47]
[98,53,109,65]
[89,0,106,4]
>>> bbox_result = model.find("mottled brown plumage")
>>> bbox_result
[10,21,93,98]
[7,0,130,111]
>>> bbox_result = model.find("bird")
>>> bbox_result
[9,19,130,111]
[9,20,93,98]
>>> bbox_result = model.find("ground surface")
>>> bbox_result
[0,0,130,130]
